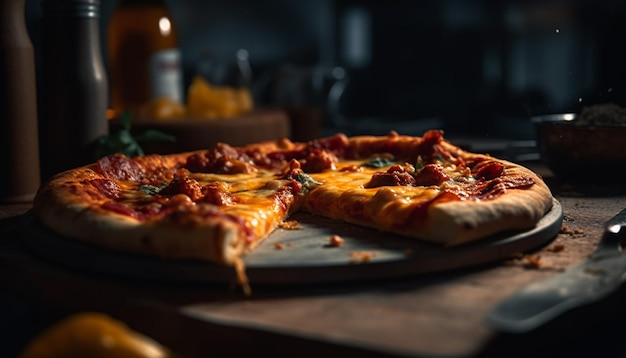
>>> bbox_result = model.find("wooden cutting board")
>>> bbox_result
[110,107,292,154]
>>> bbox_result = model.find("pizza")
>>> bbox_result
[32,130,553,292]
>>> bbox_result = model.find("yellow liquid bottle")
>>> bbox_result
[107,0,184,118]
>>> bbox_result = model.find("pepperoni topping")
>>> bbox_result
[266,135,348,170]
[365,164,451,188]
[184,143,257,174]
[365,165,416,188]
[413,164,450,186]
[475,161,504,180]
[308,134,350,156]
[97,154,145,181]
[89,178,121,199]
[202,182,237,206]
[300,149,337,173]
[462,175,535,200]
[160,176,204,201]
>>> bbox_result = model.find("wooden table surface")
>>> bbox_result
[2,164,626,358]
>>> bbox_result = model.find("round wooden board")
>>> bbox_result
[20,199,562,286]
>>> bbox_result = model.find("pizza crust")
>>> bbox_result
[423,177,552,246]
[33,168,247,266]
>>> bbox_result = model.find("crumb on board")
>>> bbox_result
[559,225,585,236]
[546,242,565,253]
[274,242,285,250]
[522,254,542,269]
[279,220,303,230]
[349,251,377,263]
[328,235,344,247]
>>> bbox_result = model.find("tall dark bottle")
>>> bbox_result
[0,0,41,202]
[40,0,109,179]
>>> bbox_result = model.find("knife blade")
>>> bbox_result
[488,207,626,334]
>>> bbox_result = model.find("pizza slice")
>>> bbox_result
[302,131,552,246]
[33,148,312,292]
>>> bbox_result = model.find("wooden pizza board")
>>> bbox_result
[20,199,562,286]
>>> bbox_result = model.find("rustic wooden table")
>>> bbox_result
[2,164,626,358]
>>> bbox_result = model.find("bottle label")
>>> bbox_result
[149,48,184,103]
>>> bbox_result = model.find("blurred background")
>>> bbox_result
[23,0,626,141]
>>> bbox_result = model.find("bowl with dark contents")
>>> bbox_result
[532,103,626,183]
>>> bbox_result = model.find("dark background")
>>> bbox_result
[24,0,626,139]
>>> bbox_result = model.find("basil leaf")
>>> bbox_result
[93,111,176,160]
[134,129,177,143]
[120,109,134,131]
[362,157,395,168]
[139,183,167,195]
[295,173,321,188]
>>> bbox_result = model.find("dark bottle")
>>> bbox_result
[40,0,109,179]
[0,0,41,202]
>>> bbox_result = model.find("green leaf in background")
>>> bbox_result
[134,129,176,143]
[94,110,176,159]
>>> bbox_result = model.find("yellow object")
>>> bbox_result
[186,76,254,118]
[137,96,186,121]
[132,75,254,121]
[108,0,184,118]
[19,312,175,358]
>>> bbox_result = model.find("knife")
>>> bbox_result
[488,207,626,334]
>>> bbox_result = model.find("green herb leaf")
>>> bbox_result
[120,109,133,130]
[415,156,425,170]
[295,172,321,189]
[93,111,176,160]
[362,157,395,168]
[139,182,168,195]
[134,129,177,143]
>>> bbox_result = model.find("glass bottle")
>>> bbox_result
[107,0,184,118]
[40,0,109,179]
[0,0,41,202]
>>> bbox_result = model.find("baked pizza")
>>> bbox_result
[33,130,553,291]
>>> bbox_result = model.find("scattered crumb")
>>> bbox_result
[546,242,565,253]
[279,220,303,230]
[328,235,344,247]
[349,251,377,263]
[523,254,542,269]
[559,225,585,236]
[274,242,285,250]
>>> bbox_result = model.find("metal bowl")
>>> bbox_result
[532,113,626,183]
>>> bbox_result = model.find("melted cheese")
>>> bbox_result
[305,160,444,229]
[190,170,277,192]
